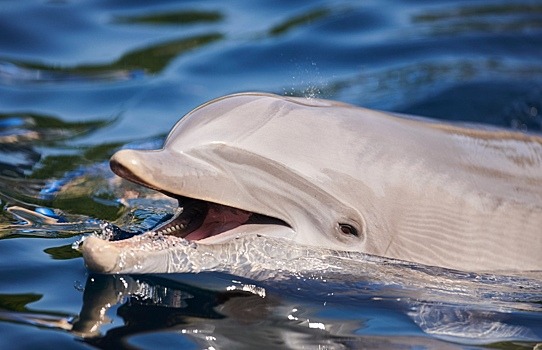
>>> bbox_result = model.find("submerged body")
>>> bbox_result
[82,93,542,274]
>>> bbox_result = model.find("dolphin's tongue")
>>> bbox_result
[182,204,253,240]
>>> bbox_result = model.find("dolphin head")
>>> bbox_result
[82,93,381,272]
[120,93,367,241]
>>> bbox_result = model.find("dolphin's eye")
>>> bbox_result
[338,223,358,237]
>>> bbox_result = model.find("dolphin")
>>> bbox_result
[81,92,542,274]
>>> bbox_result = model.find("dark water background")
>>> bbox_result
[1,0,542,349]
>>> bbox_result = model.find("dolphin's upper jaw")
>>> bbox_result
[109,152,291,244]
[110,157,161,192]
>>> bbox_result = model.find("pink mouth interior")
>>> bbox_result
[145,197,288,242]
[182,204,253,240]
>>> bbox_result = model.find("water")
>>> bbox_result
[1,0,542,348]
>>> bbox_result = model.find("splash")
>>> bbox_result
[283,61,327,99]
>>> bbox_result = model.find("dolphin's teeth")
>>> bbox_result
[153,223,186,236]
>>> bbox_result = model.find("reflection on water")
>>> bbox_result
[2,272,541,349]
[0,113,123,227]
[269,8,331,36]
[413,3,542,34]
[115,9,224,26]
[1,33,223,83]
[0,112,112,175]
[1,0,542,348]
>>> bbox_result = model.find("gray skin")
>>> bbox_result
[81,92,542,274]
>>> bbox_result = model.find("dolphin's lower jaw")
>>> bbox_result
[82,233,195,274]
[81,225,300,275]
[81,195,294,274]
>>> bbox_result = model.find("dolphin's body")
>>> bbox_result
[82,93,542,274]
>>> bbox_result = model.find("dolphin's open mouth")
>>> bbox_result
[83,193,292,274]
[138,195,288,242]
[108,157,290,243]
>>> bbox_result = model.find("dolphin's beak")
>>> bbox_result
[110,149,149,188]
[81,236,120,273]
[110,148,175,192]
[110,147,224,195]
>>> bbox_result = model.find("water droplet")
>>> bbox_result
[73,280,84,292]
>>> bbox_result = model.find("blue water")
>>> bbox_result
[1,0,542,349]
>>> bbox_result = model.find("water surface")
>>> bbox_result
[1,0,542,349]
